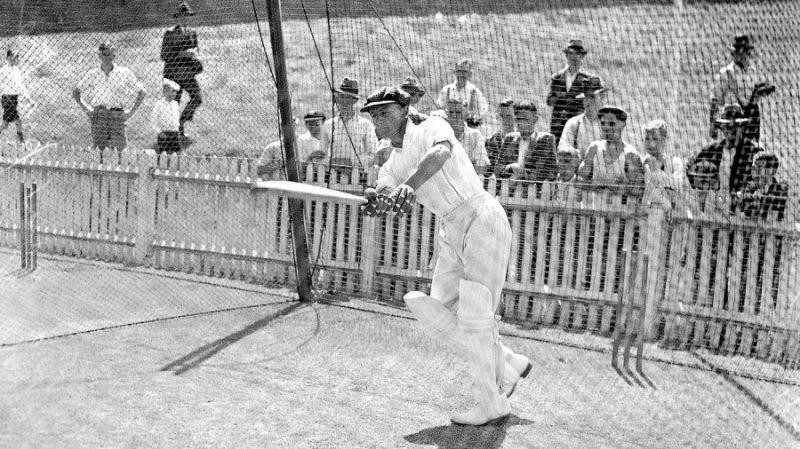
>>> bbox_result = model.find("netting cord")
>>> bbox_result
[366,0,432,102]
[299,0,337,281]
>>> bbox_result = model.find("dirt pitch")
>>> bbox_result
[1,250,798,448]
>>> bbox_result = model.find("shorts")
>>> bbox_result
[2,95,20,123]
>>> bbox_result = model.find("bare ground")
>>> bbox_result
[1,251,799,449]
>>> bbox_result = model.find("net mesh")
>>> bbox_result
[1,0,799,389]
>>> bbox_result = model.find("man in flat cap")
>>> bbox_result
[73,41,146,151]
[557,76,606,160]
[436,59,488,127]
[161,1,203,140]
[710,34,774,141]
[361,86,532,427]
[546,39,596,144]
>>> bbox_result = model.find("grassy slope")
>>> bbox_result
[2,2,798,178]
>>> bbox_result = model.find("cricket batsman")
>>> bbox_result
[360,86,532,426]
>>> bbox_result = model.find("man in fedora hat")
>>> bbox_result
[161,1,203,140]
[318,77,378,171]
[710,34,774,141]
[400,76,426,114]
[557,76,607,159]
[546,39,596,144]
[692,103,762,197]
[436,59,488,127]
[360,86,532,427]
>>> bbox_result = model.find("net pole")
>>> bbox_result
[265,0,314,302]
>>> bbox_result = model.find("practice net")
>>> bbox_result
[0,0,798,388]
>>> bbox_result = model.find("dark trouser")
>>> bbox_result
[171,76,202,132]
[156,131,182,154]
[91,107,126,150]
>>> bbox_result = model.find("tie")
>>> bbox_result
[719,149,732,193]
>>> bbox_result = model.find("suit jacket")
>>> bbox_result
[692,138,761,194]
[546,68,593,135]
[740,179,789,221]
[495,131,556,181]
[161,25,202,80]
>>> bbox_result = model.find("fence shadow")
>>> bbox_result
[160,302,306,375]
[404,414,534,449]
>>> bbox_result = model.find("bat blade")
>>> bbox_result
[251,180,367,205]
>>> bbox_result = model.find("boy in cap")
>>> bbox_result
[300,110,326,163]
[436,59,488,127]
[161,1,203,138]
[361,86,532,427]
[0,49,36,143]
[710,34,774,141]
[318,77,378,171]
[547,39,595,143]
[151,78,182,154]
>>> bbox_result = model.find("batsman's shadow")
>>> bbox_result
[404,414,533,449]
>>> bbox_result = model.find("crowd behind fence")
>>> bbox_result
[1,144,798,371]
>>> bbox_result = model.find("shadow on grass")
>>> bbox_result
[160,302,307,375]
[404,414,533,449]
[691,351,800,443]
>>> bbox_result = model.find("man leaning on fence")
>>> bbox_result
[737,151,788,221]
[496,101,556,181]
[73,41,146,152]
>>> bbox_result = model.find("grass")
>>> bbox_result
[1,2,798,175]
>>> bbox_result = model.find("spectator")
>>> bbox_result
[73,41,146,151]
[642,119,689,206]
[151,78,182,154]
[161,1,203,140]
[446,100,489,174]
[0,49,35,143]
[690,103,761,197]
[486,98,515,174]
[546,39,595,143]
[319,77,378,169]
[400,77,427,119]
[556,148,581,182]
[557,77,606,160]
[300,110,326,163]
[498,101,556,181]
[738,152,788,221]
[436,59,488,127]
[710,34,774,141]
[687,159,718,191]
[576,106,644,193]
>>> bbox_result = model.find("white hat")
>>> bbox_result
[162,78,180,91]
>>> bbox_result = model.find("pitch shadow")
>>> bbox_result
[404,414,533,449]
[160,302,306,375]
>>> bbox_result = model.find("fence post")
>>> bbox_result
[642,199,668,339]
[133,151,157,264]
[360,167,379,295]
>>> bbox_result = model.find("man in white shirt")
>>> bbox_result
[318,78,379,172]
[445,100,489,174]
[436,59,489,127]
[299,110,326,163]
[361,86,532,427]
[73,41,146,151]
[151,78,182,154]
[710,34,774,141]
[0,49,35,143]
[557,77,606,160]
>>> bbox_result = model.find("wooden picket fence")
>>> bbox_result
[1,143,798,367]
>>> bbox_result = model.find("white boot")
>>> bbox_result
[450,281,511,426]
[501,346,533,398]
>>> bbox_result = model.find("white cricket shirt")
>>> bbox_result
[77,65,144,109]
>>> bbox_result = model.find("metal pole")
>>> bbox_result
[19,183,27,269]
[265,0,314,301]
